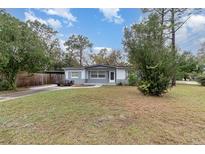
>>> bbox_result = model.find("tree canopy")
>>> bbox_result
[27,20,64,70]
[64,34,93,66]
[123,14,175,96]
[0,11,48,89]
[89,48,126,66]
[176,51,201,80]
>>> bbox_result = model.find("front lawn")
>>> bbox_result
[0,85,205,144]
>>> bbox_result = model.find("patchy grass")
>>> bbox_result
[0,85,205,144]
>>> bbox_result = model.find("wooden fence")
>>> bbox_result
[16,72,65,87]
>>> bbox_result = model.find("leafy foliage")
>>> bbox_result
[142,9,201,86]
[123,14,175,96]
[0,80,10,91]
[64,34,93,66]
[176,52,201,80]
[90,48,126,65]
[27,20,64,70]
[62,52,81,67]
[0,11,48,90]
[128,73,138,86]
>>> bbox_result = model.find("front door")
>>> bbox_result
[109,71,115,83]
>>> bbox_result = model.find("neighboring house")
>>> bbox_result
[63,64,129,85]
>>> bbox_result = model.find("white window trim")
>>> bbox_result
[71,72,80,79]
[90,71,106,79]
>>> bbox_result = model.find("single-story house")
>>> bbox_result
[63,64,129,85]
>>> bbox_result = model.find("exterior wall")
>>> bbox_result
[64,66,129,84]
[86,70,109,83]
[85,68,116,83]
[116,69,128,84]
[116,69,126,80]
[64,69,85,84]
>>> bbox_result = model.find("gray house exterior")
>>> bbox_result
[64,64,128,85]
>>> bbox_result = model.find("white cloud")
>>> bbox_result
[176,26,189,44]
[47,18,62,29]
[68,22,73,27]
[99,8,124,24]
[199,37,205,44]
[24,10,62,30]
[186,15,205,32]
[40,8,76,26]
[92,47,113,54]
[176,14,205,51]
[24,10,47,25]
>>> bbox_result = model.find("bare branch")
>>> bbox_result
[175,15,191,33]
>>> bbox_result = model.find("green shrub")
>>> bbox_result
[128,73,138,86]
[138,80,150,95]
[0,79,10,91]
[123,15,174,96]
[176,72,184,80]
[137,68,171,96]
[197,75,205,86]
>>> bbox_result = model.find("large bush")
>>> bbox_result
[123,15,174,96]
[176,71,184,80]
[128,73,138,86]
[0,79,10,91]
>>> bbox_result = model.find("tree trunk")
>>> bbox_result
[159,8,165,46]
[171,8,176,86]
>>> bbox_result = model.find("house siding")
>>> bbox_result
[116,69,126,79]
[64,65,129,85]
[86,70,109,83]
[86,68,116,83]
[64,70,85,84]
[116,69,128,84]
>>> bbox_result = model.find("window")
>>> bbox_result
[90,71,106,79]
[71,72,79,78]
[98,71,106,78]
[91,71,98,78]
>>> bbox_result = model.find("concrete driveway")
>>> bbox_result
[0,84,101,102]
[176,81,200,85]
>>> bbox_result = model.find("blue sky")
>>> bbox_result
[6,8,205,54]
[6,8,142,51]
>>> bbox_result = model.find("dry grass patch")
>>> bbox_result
[0,85,205,144]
